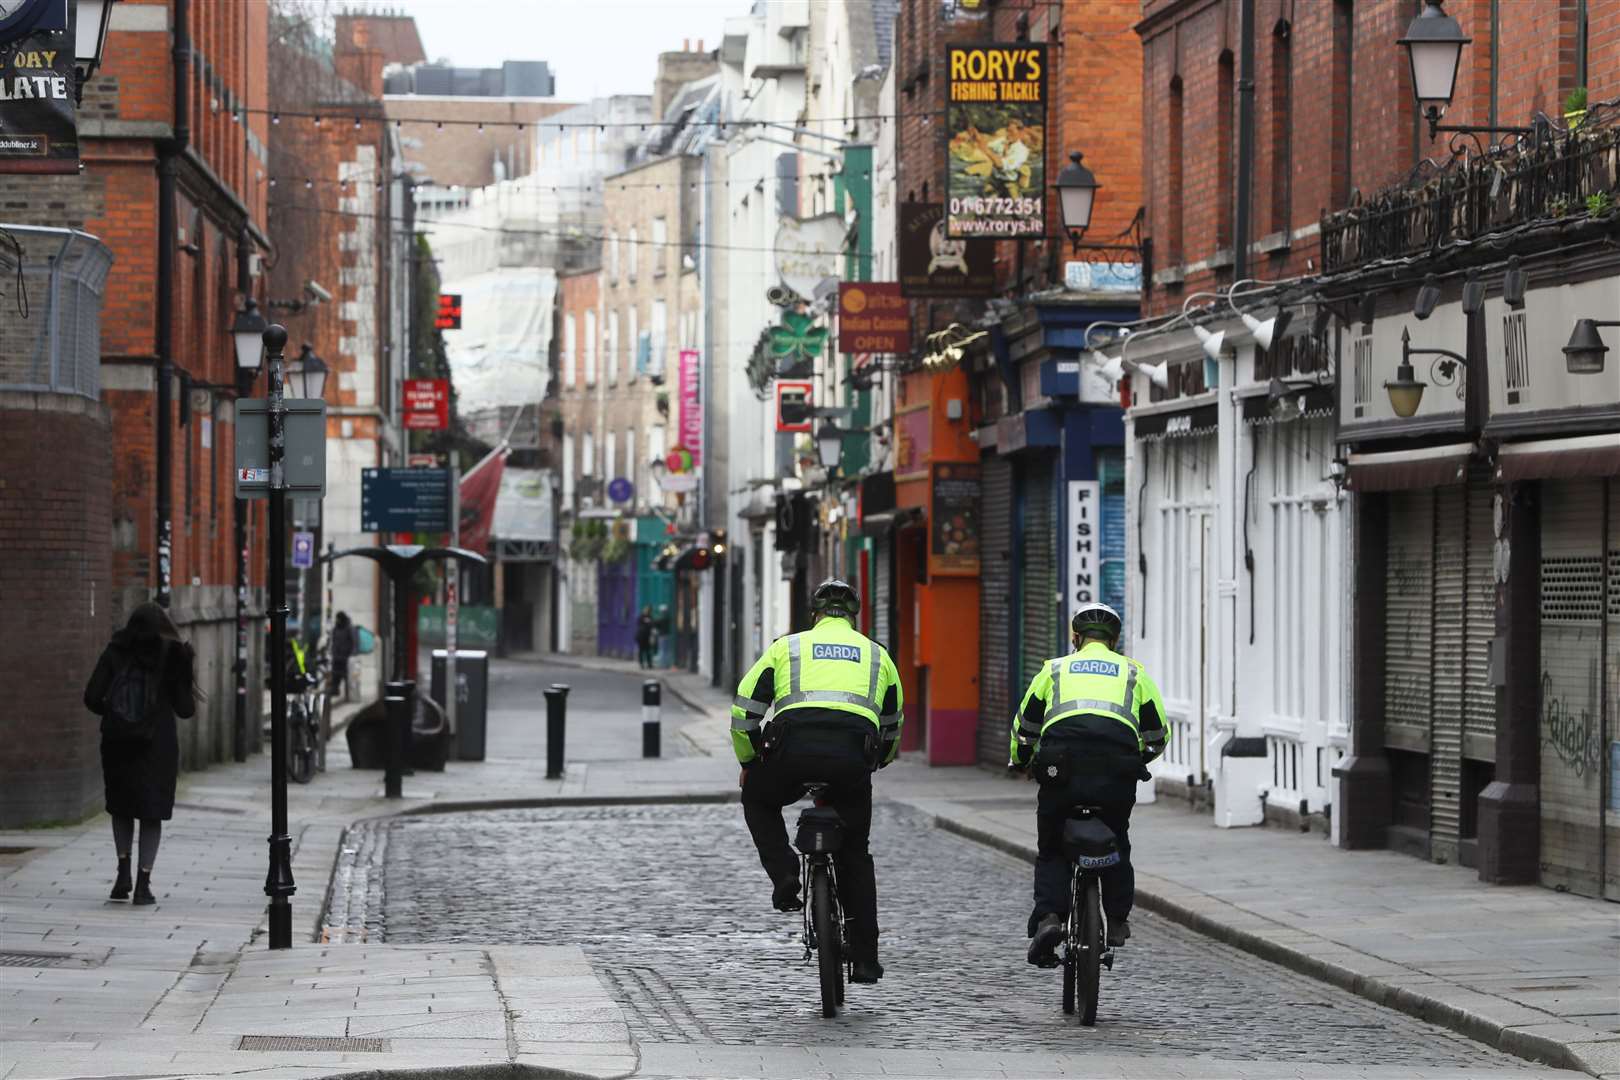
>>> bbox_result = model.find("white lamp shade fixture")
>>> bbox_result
[1240,312,1278,350]
[1399,1,1469,114]
[231,298,267,374]
[289,345,329,400]
[1192,325,1225,361]
[815,421,842,470]
[1132,360,1170,390]
[1055,151,1099,234]
[1090,349,1125,382]
[74,0,118,79]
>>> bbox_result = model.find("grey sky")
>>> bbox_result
[351,0,752,100]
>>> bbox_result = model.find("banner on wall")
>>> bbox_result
[678,349,702,467]
[1065,480,1101,627]
[944,43,1047,238]
[930,462,981,576]
[899,202,996,297]
[0,5,79,175]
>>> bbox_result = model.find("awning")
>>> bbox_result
[1495,433,1620,483]
[1344,442,1474,492]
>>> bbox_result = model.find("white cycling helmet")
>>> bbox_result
[1070,602,1122,643]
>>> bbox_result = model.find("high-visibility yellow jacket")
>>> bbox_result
[730,615,904,766]
[1008,639,1168,770]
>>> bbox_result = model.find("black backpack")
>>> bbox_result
[103,658,157,742]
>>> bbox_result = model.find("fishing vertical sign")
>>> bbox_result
[0,1,79,174]
[944,43,1047,238]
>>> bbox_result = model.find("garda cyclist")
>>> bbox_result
[730,579,903,984]
[1010,602,1167,965]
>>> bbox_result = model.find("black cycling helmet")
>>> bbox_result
[811,578,861,619]
[1071,602,1122,644]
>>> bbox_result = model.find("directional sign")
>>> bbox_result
[361,468,451,533]
[291,531,316,569]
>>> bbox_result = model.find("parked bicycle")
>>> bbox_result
[794,784,849,1018]
[287,645,328,785]
[1047,806,1120,1026]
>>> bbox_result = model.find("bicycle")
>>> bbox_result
[1056,807,1119,1026]
[287,664,325,785]
[793,785,849,1018]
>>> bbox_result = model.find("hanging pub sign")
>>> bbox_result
[434,293,463,330]
[776,381,812,432]
[929,462,981,576]
[945,43,1047,238]
[402,378,449,430]
[899,202,995,297]
[838,282,909,355]
[677,349,702,467]
[0,3,79,176]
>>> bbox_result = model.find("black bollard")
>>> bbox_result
[642,679,662,758]
[383,680,410,798]
[544,683,569,779]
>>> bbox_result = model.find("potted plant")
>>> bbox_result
[1564,86,1588,131]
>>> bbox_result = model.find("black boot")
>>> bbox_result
[770,875,803,912]
[110,857,132,901]
[132,870,156,906]
[1027,912,1064,967]
[849,957,884,984]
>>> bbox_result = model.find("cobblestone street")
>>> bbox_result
[365,801,1545,1071]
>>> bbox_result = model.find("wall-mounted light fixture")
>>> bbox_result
[1413,275,1442,319]
[1054,152,1153,280]
[1562,319,1617,374]
[1398,0,1532,146]
[1386,326,1466,418]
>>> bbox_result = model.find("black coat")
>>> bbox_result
[84,640,195,821]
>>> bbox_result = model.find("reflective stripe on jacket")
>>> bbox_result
[1008,640,1167,766]
[730,616,903,764]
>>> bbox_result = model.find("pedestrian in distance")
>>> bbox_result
[635,605,657,669]
[731,579,903,984]
[83,602,199,907]
[1010,602,1167,964]
[329,611,355,701]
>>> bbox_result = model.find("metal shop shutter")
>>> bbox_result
[1384,490,1435,740]
[1538,478,1609,898]
[873,533,893,656]
[1429,484,1466,855]
[977,454,1015,767]
[1463,467,1497,755]
[1020,455,1058,686]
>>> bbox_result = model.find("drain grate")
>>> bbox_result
[238,1036,389,1053]
[0,952,76,968]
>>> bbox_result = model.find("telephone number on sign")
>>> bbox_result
[949,195,1042,217]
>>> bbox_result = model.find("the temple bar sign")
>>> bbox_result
[1065,481,1101,626]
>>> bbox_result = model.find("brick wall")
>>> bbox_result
[0,393,113,826]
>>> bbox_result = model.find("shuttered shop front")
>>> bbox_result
[1538,477,1619,900]
[873,533,893,656]
[977,454,1014,766]
[1020,455,1059,686]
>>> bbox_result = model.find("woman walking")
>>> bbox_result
[635,606,657,669]
[83,603,197,906]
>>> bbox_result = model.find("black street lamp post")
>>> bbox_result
[261,323,297,950]
[231,299,267,764]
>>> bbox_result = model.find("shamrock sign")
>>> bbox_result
[769,311,828,377]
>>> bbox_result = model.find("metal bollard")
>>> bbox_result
[383,680,411,798]
[543,683,569,779]
[642,680,662,758]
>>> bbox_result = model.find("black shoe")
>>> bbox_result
[1027,913,1064,967]
[132,871,155,906]
[1107,919,1130,947]
[110,858,132,901]
[849,958,884,984]
[771,878,803,912]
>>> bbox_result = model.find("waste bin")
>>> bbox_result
[431,649,490,761]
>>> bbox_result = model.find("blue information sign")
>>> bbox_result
[291,531,316,569]
[608,476,634,503]
[361,468,451,533]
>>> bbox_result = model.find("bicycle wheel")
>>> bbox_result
[1079,877,1103,1026]
[288,708,314,785]
[811,864,839,1018]
[834,899,846,1006]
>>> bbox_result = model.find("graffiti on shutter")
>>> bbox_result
[1430,485,1466,857]
[977,454,1014,767]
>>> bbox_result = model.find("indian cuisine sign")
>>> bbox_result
[945,43,1046,238]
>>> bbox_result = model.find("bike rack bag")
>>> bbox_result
[1061,815,1121,868]
[795,806,845,854]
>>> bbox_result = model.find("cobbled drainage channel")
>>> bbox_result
[326,802,1541,1066]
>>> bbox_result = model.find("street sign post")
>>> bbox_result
[361,468,451,533]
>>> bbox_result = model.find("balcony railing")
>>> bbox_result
[1320,103,1620,275]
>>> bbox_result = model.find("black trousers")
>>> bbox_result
[1033,773,1136,928]
[741,727,878,961]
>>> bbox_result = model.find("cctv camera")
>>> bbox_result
[304,280,333,305]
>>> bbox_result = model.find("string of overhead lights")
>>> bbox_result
[237,104,941,133]
[263,170,878,194]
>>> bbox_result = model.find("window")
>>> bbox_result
[628,226,638,280]
[584,309,598,389]
[650,299,668,379]
[582,430,596,476]
[1575,0,1589,91]
[561,434,575,506]
[625,428,637,504]
[1217,51,1235,253]
[1167,76,1184,265]
[1270,19,1293,237]
[628,306,639,382]
[606,311,620,385]
[1331,0,1354,209]
[564,314,578,388]
[605,427,617,484]
[608,231,619,282]
[652,217,668,277]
